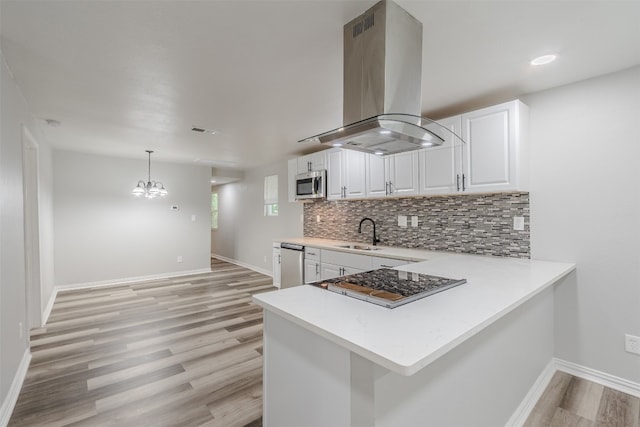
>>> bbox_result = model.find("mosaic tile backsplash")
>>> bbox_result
[303,192,530,258]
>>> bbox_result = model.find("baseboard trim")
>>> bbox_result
[0,349,31,427]
[553,358,640,398]
[507,358,640,426]
[54,268,213,292]
[505,359,557,427]
[211,253,272,277]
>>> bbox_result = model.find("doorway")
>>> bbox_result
[22,126,42,330]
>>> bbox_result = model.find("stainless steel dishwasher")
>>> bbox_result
[279,243,304,288]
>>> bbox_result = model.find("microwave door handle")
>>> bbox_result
[313,177,320,194]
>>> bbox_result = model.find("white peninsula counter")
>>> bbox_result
[253,247,575,427]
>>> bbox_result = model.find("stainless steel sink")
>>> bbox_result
[335,244,380,251]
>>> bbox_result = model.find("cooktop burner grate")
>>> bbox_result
[309,268,466,309]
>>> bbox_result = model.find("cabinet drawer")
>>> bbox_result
[320,249,373,271]
[372,257,411,269]
[304,247,321,261]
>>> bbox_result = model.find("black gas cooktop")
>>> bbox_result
[309,268,466,309]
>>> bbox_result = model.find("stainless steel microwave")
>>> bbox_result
[295,170,326,200]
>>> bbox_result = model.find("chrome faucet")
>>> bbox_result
[358,217,380,246]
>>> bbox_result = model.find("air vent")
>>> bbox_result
[352,13,374,38]
[191,126,218,135]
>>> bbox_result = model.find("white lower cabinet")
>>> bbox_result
[320,263,365,280]
[304,247,321,283]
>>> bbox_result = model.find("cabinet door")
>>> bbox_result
[326,149,344,200]
[304,259,320,284]
[297,152,327,174]
[343,150,366,198]
[388,151,419,196]
[461,101,516,192]
[342,266,365,276]
[365,154,388,198]
[272,248,281,288]
[320,263,342,280]
[419,116,462,195]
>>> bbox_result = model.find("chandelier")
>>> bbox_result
[131,150,168,199]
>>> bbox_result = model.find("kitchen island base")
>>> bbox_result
[262,286,556,427]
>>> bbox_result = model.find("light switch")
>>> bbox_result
[411,216,419,227]
[513,216,525,231]
[398,215,407,227]
[191,214,197,222]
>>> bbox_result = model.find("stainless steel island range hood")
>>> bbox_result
[300,0,462,155]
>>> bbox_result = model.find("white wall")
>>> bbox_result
[53,150,212,286]
[0,52,54,410]
[525,66,640,383]
[211,159,303,273]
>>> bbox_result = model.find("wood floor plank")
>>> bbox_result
[8,258,272,427]
[595,387,640,426]
[524,371,574,427]
[560,376,604,421]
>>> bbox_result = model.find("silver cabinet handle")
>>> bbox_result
[315,263,320,276]
[462,174,466,191]
[380,264,393,268]
[388,181,393,194]
[385,181,389,196]
[278,254,281,264]
[456,174,460,191]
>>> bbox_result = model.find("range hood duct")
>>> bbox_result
[300,0,463,155]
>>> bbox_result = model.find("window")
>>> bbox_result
[211,192,219,230]
[264,174,278,216]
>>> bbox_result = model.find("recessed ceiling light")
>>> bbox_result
[374,151,384,156]
[421,141,433,147]
[332,143,343,147]
[211,179,217,183]
[530,54,557,66]
[380,130,391,135]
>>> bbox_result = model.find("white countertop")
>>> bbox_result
[274,236,434,262]
[254,243,575,376]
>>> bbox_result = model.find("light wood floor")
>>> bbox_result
[9,258,272,427]
[10,259,639,426]
[524,370,640,426]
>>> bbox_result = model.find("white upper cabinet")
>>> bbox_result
[365,154,387,198]
[327,149,366,200]
[297,151,326,174]
[387,151,419,196]
[461,100,528,193]
[301,100,528,200]
[419,115,463,195]
[366,151,419,198]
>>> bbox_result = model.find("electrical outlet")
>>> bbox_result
[398,215,407,227]
[625,334,640,355]
[177,256,183,263]
[513,216,525,231]
[411,216,419,227]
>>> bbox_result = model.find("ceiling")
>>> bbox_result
[2,0,639,172]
